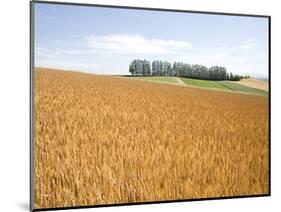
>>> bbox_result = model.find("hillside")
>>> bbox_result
[125,76,268,96]
[231,78,268,91]
[34,68,269,209]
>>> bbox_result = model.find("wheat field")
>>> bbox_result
[34,68,269,209]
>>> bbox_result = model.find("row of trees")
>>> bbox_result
[129,59,246,81]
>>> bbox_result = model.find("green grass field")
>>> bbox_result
[179,77,228,90]
[217,81,268,96]
[132,76,179,84]
[124,76,268,96]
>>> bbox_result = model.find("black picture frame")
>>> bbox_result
[30,1,271,211]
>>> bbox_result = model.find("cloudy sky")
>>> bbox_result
[35,3,269,78]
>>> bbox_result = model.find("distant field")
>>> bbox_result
[125,76,268,96]
[218,81,268,96]
[232,78,268,91]
[131,76,179,84]
[179,77,228,90]
[180,78,268,96]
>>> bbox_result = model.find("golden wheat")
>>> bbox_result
[34,68,269,209]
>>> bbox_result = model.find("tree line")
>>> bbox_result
[129,59,247,81]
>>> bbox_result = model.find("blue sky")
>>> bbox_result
[35,3,269,78]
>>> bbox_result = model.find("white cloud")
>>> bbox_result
[35,58,100,72]
[35,47,99,72]
[237,38,258,50]
[35,34,268,77]
[85,34,192,55]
